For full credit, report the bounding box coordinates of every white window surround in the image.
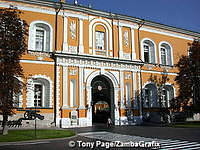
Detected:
[159,41,174,66]
[26,75,53,108]
[141,38,157,64]
[28,20,53,52]
[89,18,113,56]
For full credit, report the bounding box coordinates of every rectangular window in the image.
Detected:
[161,47,167,65]
[161,89,168,107]
[35,29,45,51]
[144,89,150,107]
[34,84,43,107]
[144,44,149,63]
[95,31,105,50]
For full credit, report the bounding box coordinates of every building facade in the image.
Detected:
[1,0,200,128]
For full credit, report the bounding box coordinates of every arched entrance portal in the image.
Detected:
[91,75,114,124]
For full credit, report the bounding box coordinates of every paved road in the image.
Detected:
[0,124,200,150]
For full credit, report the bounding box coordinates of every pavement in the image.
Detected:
[0,123,200,150]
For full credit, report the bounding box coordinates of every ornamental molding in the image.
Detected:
[57,57,140,71]
[28,51,51,57]
[70,21,76,40]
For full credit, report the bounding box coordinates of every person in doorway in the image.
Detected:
[107,117,112,128]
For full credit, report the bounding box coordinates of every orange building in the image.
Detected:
[1,0,199,128]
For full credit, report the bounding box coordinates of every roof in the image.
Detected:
[7,0,200,38]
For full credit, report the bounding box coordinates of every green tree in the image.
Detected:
[148,72,171,123]
[174,40,200,112]
[0,8,28,135]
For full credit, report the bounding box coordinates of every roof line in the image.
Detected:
[7,0,200,38]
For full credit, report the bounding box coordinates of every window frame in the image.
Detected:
[159,42,173,66]
[141,38,157,64]
[28,21,53,52]
[35,26,47,52]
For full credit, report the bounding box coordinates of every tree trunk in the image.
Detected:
[2,115,8,135]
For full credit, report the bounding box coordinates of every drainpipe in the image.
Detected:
[137,20,145,121]
[53,1,63,126]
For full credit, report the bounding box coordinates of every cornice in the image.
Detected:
[55,53,142,71]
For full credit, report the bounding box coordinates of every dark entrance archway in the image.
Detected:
[91,75,114,124]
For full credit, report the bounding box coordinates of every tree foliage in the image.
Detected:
[174,40,200,111]
[0,8,28,134]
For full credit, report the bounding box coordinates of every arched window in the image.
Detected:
[142,39,156,64]
[161,85,174,108]
[27,76,52,108]
[89,19,113,57]
[95,25,107,55]
[144,84,158,108]
[159,42,173,66]
[29,21,52,52]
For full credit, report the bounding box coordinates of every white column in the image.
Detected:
[114,87,120,125]
[131,28,136,60]
[63,16,68,53]
[86,86,92,126]
[120,70,125,108]
[79,67,85,108]
[62,66,68,108]
[119,25,123,59]
[79,19,84,54]
[137,71,143,118]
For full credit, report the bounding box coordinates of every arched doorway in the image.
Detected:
[91,75,114,124]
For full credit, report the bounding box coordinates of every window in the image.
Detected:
[160,43,173,66]
[95,31,105,50]
[161,85,174,108]
[29,21,52,52]
[161,47,167,65]
[30,78,50,108]
[142,40,156,64]
[34,84,43,107]
[144,84,158,108]
[35,28,45,51]
[144,44,150,62]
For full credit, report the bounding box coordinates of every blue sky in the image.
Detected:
[64,0,200,32]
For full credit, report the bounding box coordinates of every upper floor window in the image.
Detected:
[142,39,156,64]
[29,21,52,52]
[95,31,105,50]
[89,19,113,57]
[159,42,173,66]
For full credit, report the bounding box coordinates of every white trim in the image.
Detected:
[79,19,84,54]
[131,28,136,60]
[20,60,54,65]
[141,38,157,63]
[113,21,137,29]
[28,20,53,52]
[141,70,177,76]
[159,41,174,66]
[141,27,194,41]
[119,25,123,58]
[63,16,68,52]
[85,70,120,125]
[62,66,68,107]
[64,12,88,20]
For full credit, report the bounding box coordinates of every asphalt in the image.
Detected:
[0,124,200,150]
